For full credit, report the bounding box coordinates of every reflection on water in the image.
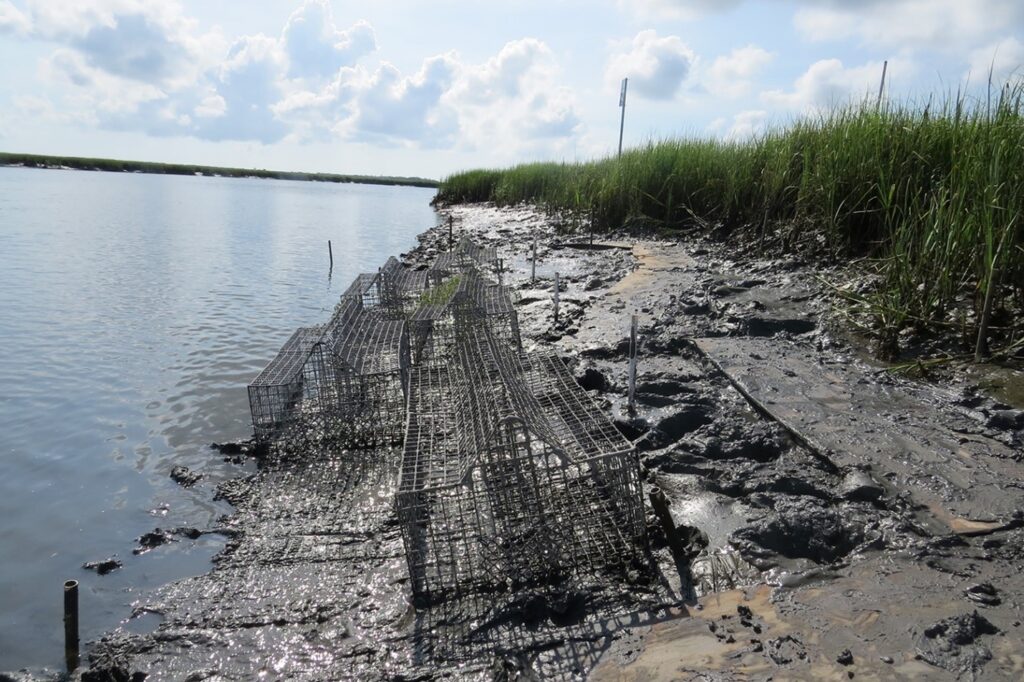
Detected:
[0,167,436,671]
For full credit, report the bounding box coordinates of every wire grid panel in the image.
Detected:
[397,323,644,604]
[457,236,498,269]
[248,327,323,440]
[428,237,499,280]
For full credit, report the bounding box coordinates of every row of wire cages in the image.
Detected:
[247,235,645,610]
[397,313,645,606]
[246,239,514,449]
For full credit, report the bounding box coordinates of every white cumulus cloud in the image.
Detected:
[794,0,1024,54]
[606,30,696,100]
[0,0,30,34]
[618,0,743,21]
[968,37,1024,84]
[340,55,460,147]
[9,0,583,156]
[281,0,375,80]
[761,57,912,112]
[707,45,775,98]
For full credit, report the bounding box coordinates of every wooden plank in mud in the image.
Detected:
[694,337,1024,534]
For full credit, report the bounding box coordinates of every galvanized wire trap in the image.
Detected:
[429,236,499,280]
[248,278,412,446]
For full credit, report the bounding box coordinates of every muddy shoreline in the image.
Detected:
[62,203,1024,680]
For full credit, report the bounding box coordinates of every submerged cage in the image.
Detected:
[247,327,323,441]
[396,318,644,604]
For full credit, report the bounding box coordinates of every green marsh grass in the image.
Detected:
[418,276,461,306]
[437,85,1024,358]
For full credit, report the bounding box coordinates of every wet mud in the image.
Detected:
[78,203,1024,681]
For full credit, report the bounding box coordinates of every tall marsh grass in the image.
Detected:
[437,85,1024,358]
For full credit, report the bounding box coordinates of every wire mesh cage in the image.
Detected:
[409,270,521,368]
[340,272,382,309]
[428,237,499,281]
[397,317,644,605]
[249,280,410,447]
[247,327,324,441]
[379,257,431,318]
[299,308,410,447]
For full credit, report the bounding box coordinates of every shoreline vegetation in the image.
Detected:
[436,84,1024,363]
[0,151,438,189]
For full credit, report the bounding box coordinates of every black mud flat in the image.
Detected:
[694,336,1024,534]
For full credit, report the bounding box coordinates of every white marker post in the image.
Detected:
[553,272,560,325]
[531,234,537,284]
[628,313,638,412]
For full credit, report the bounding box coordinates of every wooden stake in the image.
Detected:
[877,60,888,106]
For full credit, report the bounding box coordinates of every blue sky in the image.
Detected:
[1,0,1022,179]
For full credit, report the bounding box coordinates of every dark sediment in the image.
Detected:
[79,203,1024,681]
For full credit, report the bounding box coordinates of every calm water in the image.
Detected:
[0,167,436,671]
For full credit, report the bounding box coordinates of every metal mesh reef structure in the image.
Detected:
[340,258,430,319]
[248,238,645,608]
[299,297,410,446]
[397,315,644,604]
